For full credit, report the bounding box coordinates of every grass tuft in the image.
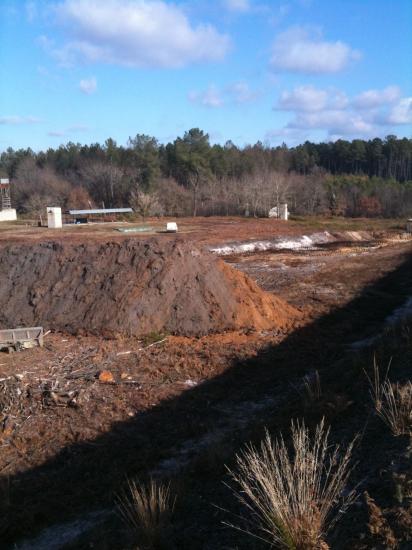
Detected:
[367,360,412,436]
[303,370,322,403]
[117,478,175,550]
[226,419,357,549]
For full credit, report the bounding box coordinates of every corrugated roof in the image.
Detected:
[68,208,133,215]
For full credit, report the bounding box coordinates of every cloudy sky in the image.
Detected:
[0,0,411,150]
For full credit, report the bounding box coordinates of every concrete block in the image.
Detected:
[0,209,17,222]
[166,222,178,232]
[47,207,62,229]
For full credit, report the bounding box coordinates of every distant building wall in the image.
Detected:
[268,203,288,220]
[0,208,17,222]
[47,207,63,229]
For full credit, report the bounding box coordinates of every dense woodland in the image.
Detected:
[1,130,412,218]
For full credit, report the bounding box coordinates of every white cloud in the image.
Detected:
[386,97,412,125]
[270,26,360,74]
[353,86,400,109]
[276,85,348,112]
[288,110,374,135]
[228,81,260,104]
[51,0,230,68]
[0,115,41,125]
[188,85,224,108]
[224,0,271,17]
[273,84,412,139]
[48,130,66,137]
[25,1,37,21]
[37,34,54,50]
[48,124,90,137]
[189,81,260,108]
[224,0,251,12]
[268,3,290,25]
[79,77,97,95]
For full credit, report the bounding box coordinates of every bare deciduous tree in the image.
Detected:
[13,157,72,217]
[130,189,163,220]
[80,161,124,208]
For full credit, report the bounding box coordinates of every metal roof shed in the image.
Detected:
[66,208,133,224]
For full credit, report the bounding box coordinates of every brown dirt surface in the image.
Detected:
[0,237,298,337]
[1,218,411,549]
[0,217,301,245]
[0,215,402,247]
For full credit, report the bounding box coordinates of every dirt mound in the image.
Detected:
[0,238,298,337]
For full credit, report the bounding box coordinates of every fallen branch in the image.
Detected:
[139,338,168,351]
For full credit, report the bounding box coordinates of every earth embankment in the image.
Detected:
[0,238,298,336]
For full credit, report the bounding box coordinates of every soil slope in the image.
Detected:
[0,238,297,336]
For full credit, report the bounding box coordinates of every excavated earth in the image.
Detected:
[0,237,298,337]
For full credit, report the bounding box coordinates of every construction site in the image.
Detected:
[0,213,411,549]
[2,0,411,544]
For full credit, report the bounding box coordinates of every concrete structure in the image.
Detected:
[166,222,178,232]
[0,178,17,221]
[268,203,288,220]
[47,207,63,229]
[0,209,17,222]
[0,178,11,209]
[407,219,412,233]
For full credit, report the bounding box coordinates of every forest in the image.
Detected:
[1,130,412,219]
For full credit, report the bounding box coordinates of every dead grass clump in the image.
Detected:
[367,361,412,436]
[117,478,175,550]
[364,491,397,549]
[227,419,357,549]
[303,370,322,403]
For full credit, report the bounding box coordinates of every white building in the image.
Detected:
[47,207,63,229]
[268,203,288,220]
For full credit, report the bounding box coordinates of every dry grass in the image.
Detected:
[303,370,322,403]
[117,478,175,549]
[367,360,412,436]
[227,419,357,549]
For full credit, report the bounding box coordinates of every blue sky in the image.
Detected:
[0,0,411,151]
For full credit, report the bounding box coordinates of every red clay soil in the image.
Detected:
[0,237,298,337]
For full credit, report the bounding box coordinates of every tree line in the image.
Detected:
[1,130,411,219]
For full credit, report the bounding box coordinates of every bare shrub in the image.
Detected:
[117,478,175,549]
[227,420,357,549]
[13,157,72,216]
[80,161,125,208]
[130,190,163,220]
[156,178,191,216]
[367,361,412,436]
[66,185,93,209]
